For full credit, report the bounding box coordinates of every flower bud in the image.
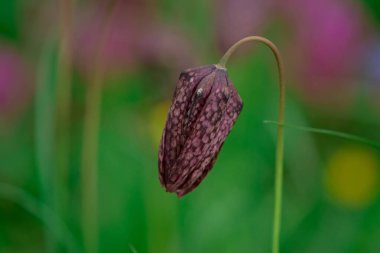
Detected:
[158,64,243,197]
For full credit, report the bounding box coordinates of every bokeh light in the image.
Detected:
[324,146,379,209]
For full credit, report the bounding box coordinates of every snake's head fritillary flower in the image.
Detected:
[158,65,243,197]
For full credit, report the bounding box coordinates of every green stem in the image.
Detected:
[219,36,285,253]
[81,2,119,253]
[36,39,58,253]
[56,0,75,229]
[80,35,103,253]
[264,121,380,150]
[81,76,102,253]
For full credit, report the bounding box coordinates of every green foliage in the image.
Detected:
[1,1,380,253]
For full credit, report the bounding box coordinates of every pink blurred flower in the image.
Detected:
[280,0,368,108]
[0,43,32,120]
[74,1,142,74]
[214,0,368,109]
[74,0,196,76]
[136,24,196,70]
[215,0,274,51]
[362,37,380,85]
[361,37,380,110]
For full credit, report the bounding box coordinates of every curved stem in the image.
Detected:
[219,36,285,253]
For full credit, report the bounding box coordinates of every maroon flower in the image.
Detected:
[158,65,243,197]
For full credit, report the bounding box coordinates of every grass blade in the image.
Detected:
[35,39,59,253]
[0,183,81,252]
[264,120,380,149]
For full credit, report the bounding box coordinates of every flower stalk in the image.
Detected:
[158,35,286,252]
[219,36,286,253]
[56,0,75,228]
[81,2,119,253]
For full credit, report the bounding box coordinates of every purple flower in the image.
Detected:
[214,0,368,109]
[74,1,141,74]
[279,0,367,108]
[74,1,196,75]
[158,65,243,197]
[295,0,363,78]
[362,37,380,86]
[216,0,274,51]
[0,44,31,119]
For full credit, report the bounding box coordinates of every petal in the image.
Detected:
[182,71,216,140]
[176,81,243,197]
[165,70,243,195]
[158,65,215,185]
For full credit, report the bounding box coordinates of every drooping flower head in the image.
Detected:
[158,65,243,197]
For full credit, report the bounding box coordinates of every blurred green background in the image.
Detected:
[1,0,380,252]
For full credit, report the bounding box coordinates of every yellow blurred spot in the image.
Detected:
[325,146,380,209]
[149,100,171,147]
